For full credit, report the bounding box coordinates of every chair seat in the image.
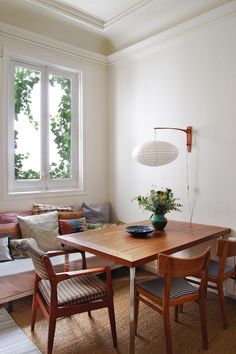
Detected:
[207,260,234,277]
[138,277,198,300]
[39,274,108,306]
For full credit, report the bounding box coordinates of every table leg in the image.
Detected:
[129,267,136,354]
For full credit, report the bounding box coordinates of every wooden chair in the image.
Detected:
[27,239,117,354]
[135,247,211,354]
[203,238,236,329]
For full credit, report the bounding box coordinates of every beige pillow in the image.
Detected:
[17,211,61,251]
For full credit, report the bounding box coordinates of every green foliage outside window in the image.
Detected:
[14,68,40,179]
[49,76,71,179]
[14,67,72,180]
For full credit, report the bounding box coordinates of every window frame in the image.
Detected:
[8,58,84,195]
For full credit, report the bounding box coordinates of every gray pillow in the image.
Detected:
[82,202,110,223]
[0,236,14,262]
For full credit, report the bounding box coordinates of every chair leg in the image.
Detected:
[88,310,92,317]
[163,308,172,354]
[134,293,139,335]
[47,314,57,354]
[217,281,228,329]
[7,301,13,313]
[31,294,38,331]
[174,305,179,322]
[199,298,208,350]
[179,304,184,313]
[108,300,117,348]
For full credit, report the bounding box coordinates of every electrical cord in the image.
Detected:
[186,147,193,223]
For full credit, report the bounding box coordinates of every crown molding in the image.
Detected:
[107,0,236,66]
[26,0,152,30]
[0,22,107,66]
[26,0,105,30]
[104,0,152,28]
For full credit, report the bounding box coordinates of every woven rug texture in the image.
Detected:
[11,268,236,354]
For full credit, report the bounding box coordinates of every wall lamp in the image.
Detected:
[132,126,192,167]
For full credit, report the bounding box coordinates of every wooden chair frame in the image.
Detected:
[186,238,236,329]
[135,247,210,354]
[30,249,117,354]
[207,238,236,328]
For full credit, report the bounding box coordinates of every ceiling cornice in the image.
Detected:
[104,0,152,28]
[25,0,153,31]
[26,0,105,30]
[107,0,236,65]
[0,21,107,65]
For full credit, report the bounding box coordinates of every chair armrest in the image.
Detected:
[46,250,68,257]
[46,249,85,257]
[55,266,109,282]
[47,248,87,272]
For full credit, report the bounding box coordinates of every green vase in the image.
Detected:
[150,214,167,231]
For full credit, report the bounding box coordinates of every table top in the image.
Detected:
[57,220,231,268]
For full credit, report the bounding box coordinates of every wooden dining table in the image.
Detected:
[57,219,231,354]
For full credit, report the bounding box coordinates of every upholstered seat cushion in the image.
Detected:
[39,274,108,306]
[138,277,198,300]
[207,260,234,277]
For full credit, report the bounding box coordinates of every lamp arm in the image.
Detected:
[153,126,192,152]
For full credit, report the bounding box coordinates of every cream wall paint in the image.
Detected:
[0,35,108,211]
[108,15,236,232]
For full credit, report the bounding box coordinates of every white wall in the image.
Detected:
[0,30,109,212]
[108,11,236,278]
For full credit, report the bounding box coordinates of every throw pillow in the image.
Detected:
[0,223,21,240]
[0,211,32,224]
[82,202,110,223]
[0,237,14,262]
[10,239,30,259]
[17,211,61,251]
[32,203,74,215]
[58,211,83,220]
[59,218,87,235]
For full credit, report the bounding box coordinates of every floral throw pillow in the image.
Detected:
[10,239,30,259]
[59,218,87,235]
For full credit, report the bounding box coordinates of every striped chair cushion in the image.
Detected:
[207,260,234,277]
[39,274,108,306]
[138,277,198,300]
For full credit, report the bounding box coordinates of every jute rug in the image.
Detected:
[11,268,236,354]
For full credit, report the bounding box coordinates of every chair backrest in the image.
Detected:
[217,238,236,258]
[158,247,210,303]
[158,246,211,279]
[27,239,50,279]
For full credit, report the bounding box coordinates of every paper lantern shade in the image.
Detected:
[132,140,179,167]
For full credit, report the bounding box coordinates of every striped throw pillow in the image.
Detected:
[32,203,74,215]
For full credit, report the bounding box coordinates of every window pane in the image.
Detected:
[49,74,72,179]
[14,66,41,180]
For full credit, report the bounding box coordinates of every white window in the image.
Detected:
[8,59,83,194]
